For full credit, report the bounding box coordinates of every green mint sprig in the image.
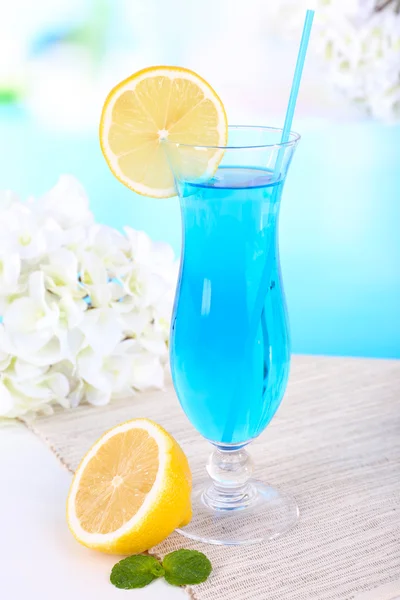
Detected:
[110,549,212,589]
[110,555,164,589]
[163,549,212,586]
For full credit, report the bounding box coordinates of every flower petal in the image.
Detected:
[66,328,86,359]
[28,271,47,306]
[139,330,168,356]
[85,283,112,308]
[122,308,151,337]
[3,297,45,333]
[57,295,86,329]
[9,330,55,356]
[80,251,108,286]
[77,347,112,391]
[17,336,64,366]
[0,380,14,415]
[124,228,152,264]
[79,308,122,355]
[10,377,52,400]
[85,384,111,406]
[42,248,82,296]
[104,354,133,393]
[0,353,11,371]
[130,353,165,391]
[44,372,70,400]
[38,175,93,230]
[0,253,21,293]
[68,379,84,408]
[14,359,48,382]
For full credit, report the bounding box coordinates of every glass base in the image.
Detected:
[177,479,299,546]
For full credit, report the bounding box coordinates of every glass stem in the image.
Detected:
[202,446,256,510]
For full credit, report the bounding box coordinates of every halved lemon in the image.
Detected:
[99,66,228,198]
[66,418,192,555]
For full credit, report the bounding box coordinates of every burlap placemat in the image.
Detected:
[24,356,400,600]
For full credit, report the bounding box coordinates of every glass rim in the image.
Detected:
[162,125,301,150]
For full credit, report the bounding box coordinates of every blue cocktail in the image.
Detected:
[171,166,290,445]
[166,126,300,545]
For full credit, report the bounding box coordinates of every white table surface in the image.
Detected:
[1,422,185,600]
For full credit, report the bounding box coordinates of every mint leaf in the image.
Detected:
[163,549,212,586]
[110,555,164,589]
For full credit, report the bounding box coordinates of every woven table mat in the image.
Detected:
[25,355,400,600]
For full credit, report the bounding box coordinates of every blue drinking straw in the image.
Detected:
[274,9,315,178]
[222,9,315,444]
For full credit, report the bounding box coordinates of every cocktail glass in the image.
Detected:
[165,125,300,545]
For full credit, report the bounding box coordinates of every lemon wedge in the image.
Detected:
[99,66,228,198]
[67,418,192,555]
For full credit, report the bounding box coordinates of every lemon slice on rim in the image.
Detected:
[99,66,228,198]
[66,418,192,555]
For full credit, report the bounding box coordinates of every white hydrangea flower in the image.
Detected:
[114,338,166,392]
[48,360,82,408]
[139,329,168,358]
[7,358,48,382]
[266,0,400,122]
[0,253,21,296]
[0,202,48,261]
[0,371,70,418]
[120,306,152,337]
[0,380,14,416]
[41,248,86,299]
[122,267,167,309]
[0,351,11,372]
[2,271,59,355]
[76,344,134,405]
[80,224,130,276]
[79,306,123,356]
[121,247,177,314]
[130,353,165,391]
[125,227,176,277]
[37,175,93,230]
[0,177,177,418]
[79,249,124,308]
[68,380,111,407]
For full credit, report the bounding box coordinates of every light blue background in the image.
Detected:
[1,107,399,359]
